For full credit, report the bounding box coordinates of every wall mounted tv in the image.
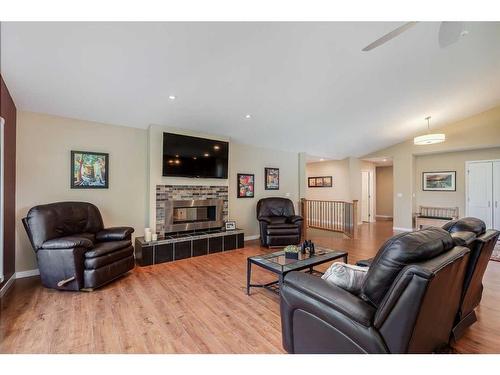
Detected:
[162,132,229,178]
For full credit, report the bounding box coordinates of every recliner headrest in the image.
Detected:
[360,227,454,308]
[256,197,295,218]
[442,217,486,236]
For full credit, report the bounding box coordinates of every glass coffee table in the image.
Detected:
[246,247,348,295]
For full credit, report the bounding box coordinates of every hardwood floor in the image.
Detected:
[1,221,499,353]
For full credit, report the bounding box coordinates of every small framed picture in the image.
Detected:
[71,150,109,189]
[225,221,236,231]
[237,173,255,198]
[308,176,332,188]
[422,171,456,191]
[265,167,279,190]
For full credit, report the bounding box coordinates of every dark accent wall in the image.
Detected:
[1,74,16,288]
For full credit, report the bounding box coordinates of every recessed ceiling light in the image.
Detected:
[319,158,325,161]
[245,114,252,119]
[204,153,210,157]
[193,156,197,160]
[213,145,220,150]
[174,159,180,165]
[168,95,176,100]
[175,154,179,157]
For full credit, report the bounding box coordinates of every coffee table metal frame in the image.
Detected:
[246,248,348,295]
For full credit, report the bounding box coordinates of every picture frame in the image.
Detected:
[308,176,333,188]
[225,221,236,231]
[422,171,456,191]
[71,150,109,189]
[237,173,255,198]
[265,167,279,190]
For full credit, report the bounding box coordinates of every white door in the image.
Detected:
[467,162,493,228]
[361,171,371,222]
[494,161,500,231]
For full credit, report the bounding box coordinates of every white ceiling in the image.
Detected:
[2,22,500,159]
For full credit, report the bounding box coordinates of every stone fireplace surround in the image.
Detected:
[156,185,229,234]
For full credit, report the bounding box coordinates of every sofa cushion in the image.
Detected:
[267,223,300,235]
[360,227,454,307]
[443,217,486,236]
[41,235,94,250]
[84,240,132,258]
[84,245,134,269]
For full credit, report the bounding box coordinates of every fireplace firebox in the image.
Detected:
[164,199,224,233]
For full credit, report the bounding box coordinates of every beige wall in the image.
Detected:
[305,159,350,201]
[364,105,500,229]
[376,166,393,217]
[16,112,148,272]
[148,124,299,240]
[415,148,500,217]
[228,143,299,238]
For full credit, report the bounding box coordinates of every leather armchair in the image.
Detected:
[22,201,135,291]
[442,218,500,339]
[256,197,303,247]
[280,227,471,353]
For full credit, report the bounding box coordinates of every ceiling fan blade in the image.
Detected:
[362,22,418,51]
[439,21,466,48]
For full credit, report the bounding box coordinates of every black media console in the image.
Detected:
[135,228,245,266]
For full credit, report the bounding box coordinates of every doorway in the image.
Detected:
[361,170,374,223]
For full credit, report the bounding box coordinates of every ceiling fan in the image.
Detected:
[362,22,468,51]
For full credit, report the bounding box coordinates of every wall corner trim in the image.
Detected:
[15,269,40,279]
[393,226,413,232]
[244,234,260,241]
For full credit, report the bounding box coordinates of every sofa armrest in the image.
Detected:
[96,227,134,242]
[41,236,94,250]
[283,271,375,326]
[287,215,303,224]
[257,216,272,224]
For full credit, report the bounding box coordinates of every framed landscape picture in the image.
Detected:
[308,176,333,188]
[71,150,109,189]
[265,167,279,190]
[237,173,254,198]
[422,171,456,191]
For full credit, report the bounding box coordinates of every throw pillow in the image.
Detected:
[322,262,368,294]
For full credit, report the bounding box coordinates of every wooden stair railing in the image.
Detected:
[300,198,358,238]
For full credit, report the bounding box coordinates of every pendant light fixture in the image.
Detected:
[413,116,445,145]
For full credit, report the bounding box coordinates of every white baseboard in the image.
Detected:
[244,234,260,241]
[0,273,16,298]
[15,269,40,279]
[393,227,413,232]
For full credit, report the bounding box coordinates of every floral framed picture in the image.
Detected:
[422,171,456,191]
[237,173,255,198]
[71,150,109,189]
[265,167,279,190]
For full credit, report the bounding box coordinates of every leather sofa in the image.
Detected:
[280,227,470,353]
[441,218,500,340]
[22,201,135,291]
[256,197,303,247]
[356,217,500,340]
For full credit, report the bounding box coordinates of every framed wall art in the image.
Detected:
[237,173,255,198]
[265,167,279,190]
[422,171,456,191]
[308,176,332,188]
[71,150,109,189]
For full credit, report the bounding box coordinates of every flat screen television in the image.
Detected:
[162,132,229,178]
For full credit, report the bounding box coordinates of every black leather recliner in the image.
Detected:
[22,201,135,291]
[441,218,500,340]
[280,227,470,353]
[356,217,500,340]
[256,197,303,247]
